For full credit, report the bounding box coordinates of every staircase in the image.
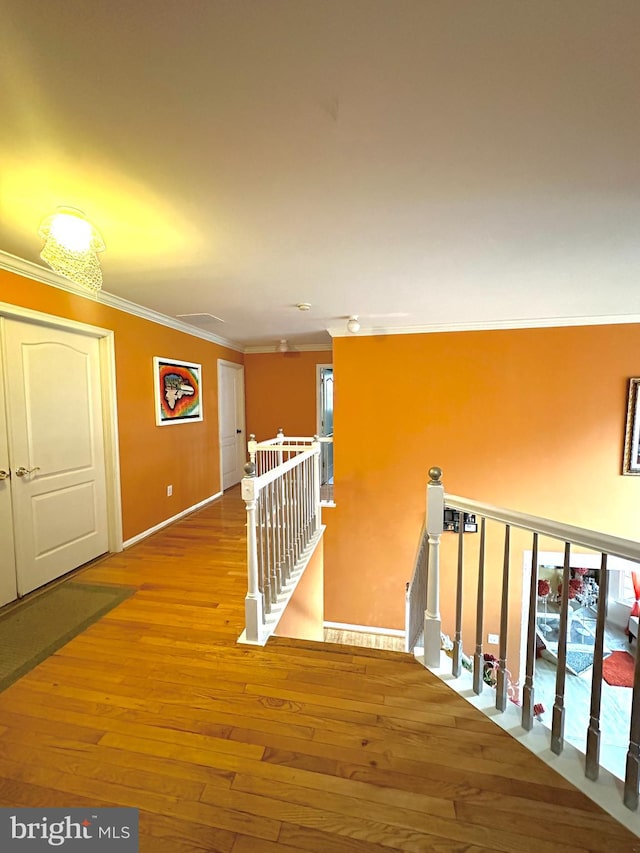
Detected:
[406,465,640,836]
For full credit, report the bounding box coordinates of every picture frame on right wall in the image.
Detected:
[622,377,640,475]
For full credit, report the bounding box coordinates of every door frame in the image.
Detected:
[316,363,334,438]
[316,363,334,486]
[0,301,123,555]
[217,359,246,492]
[0,339,17,605]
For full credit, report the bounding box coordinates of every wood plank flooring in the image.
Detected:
[0,488,638,852]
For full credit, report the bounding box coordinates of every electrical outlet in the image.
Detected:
[488,633,499,645]
[167,485,173,496]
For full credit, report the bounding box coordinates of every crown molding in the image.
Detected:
[10,250,635,350]
[244,343,333,354]
[327,314,640,338]
[101,290,243,352]
[0,250,244,353]
[0,250,82,294]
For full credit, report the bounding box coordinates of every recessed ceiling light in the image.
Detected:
[296,303,312,311]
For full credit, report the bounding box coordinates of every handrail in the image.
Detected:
[445,494,640,566]
[241,433,322,645]
[253,435,311,446]
[250,433,333,447]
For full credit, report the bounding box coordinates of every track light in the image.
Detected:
[346,316,360,334]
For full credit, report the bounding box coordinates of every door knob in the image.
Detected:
[15,466,40,477]
[0,470,9,480]
[236,429,242,434]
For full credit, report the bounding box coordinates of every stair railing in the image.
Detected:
[241,432,322,645]
[407,465,640,811]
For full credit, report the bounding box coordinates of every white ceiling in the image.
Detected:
[1,1,639,348]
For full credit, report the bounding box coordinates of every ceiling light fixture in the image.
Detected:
[346,315,360,334]
[297,302,312,311]
[39,207,105,293]
[277,339,289,352]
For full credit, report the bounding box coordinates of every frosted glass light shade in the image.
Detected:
[39,208,105,292]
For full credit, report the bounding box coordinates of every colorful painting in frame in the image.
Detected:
[154,357,203,425]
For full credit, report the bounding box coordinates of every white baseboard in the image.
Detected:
[123,491,223,548]
[324,621,405,638]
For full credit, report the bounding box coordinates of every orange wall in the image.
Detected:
[0,268,243,541]
[325,326,640,675]
[244,351,331,440]
[274,535,324,642]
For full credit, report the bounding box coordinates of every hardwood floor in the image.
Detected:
[0,487,638,851]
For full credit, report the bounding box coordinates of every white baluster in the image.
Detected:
[452,519,464,677]
[473,518,487,695]
[586,554,608,780]
[551,543,572,752]
[277,438,286,579]
[285,467,293,576]
[313,436,321,533]
[521,531,539,728]
[496,525,511,712]
[297,456,303,542]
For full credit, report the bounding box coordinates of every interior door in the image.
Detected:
[0,359,17,607]
[218,360,246,490]
[3,318,109,596]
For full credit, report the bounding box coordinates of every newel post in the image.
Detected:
[424,466,444,667]
[242,462,263,643]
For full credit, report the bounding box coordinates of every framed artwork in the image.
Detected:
[622,377,640,475]
[154,357,203,426]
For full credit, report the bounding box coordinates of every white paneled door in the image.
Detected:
[2,318,109,598]
[218,360,246,490]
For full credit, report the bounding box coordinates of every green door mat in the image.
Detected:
[0,582,135,692]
